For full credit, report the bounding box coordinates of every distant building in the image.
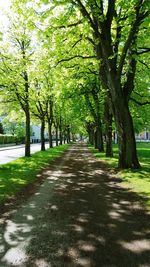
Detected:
[113,129,150,144]
[135,129,150,142]
[31,125,49,143]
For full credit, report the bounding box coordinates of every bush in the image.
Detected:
[0,134,17,145]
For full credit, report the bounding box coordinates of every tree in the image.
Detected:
[2,113,25,143]
[49,0,149,168]
[0,122,4,134]
[0,3,37,156]
[1,0,149,167]
[31,82,48,151]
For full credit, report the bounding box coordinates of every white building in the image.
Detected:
[31,125,49,143]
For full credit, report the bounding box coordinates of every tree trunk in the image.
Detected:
[59,125,62,145]
[94,130,98,149]
[96,119,104,152]
[25,109,30,157]
[41,119,45,151]
[105,118,113,157]
[89,128,94,145]
[86,123,94,145]
[48,121,53,148]
[91,91,104,152]
[63,133,66,144]
[100,58,140,168]
[72,134,76,142]
[55,126,58,146]
[113,98,140,169]
[104,97,113,157]
[66,125,70,143]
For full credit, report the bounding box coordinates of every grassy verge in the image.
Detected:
[0,144,69,203]
[89,142,150,210]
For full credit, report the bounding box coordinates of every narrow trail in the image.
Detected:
[0,144,150,267]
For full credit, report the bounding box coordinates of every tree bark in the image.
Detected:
[91,90,104,152]
[25,109,30,157]
[113,97,140,169]
[86,122,94,145]
[55,126,58,146]
[98,42,139,167]
[104,97,113,157]
[59,125,62,145]
[94,130,98,149]
[66,125,71,143]
[59,116,63,145]
[89,129,94,145]
[41,119,45,151]
[63,133,66,144]
[48,121,53,148]
[46,98,53,148]
[85,93,104,150]
[95,118,104,152]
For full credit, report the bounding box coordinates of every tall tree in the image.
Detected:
[49,0,149,168]
[0,122,4,134]
[0,2,37,156]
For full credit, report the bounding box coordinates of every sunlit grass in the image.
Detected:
[89,142,150,210]
[0,144,69,203]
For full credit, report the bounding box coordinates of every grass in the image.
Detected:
[0,144,69,203]
[89,142,150,210]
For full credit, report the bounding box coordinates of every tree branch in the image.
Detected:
[123,46,137,101]
[86,36,95,46]
[87,68,98,75]
[106,0,116,27]
[72,38,83,48]
[32,110,41,119]
[93,0,101,11]
[56,20,83,29]
[130,97,150,106]
[136,47,150,55]
[56,55,96,66]
[117,22,139,78]
[138,60,150,69]
[75,0,97,31]
[117,2,149,78]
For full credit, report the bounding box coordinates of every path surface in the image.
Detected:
[0,142,56,165]
[0,144,150,267]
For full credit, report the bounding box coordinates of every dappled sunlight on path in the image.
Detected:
[0,144,150,267]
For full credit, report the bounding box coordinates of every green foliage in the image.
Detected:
[0,134,17,145]
[89,142,150,210]
[120,143,150,210]
[0,0,149,160]
[4,120,25,136]
[0,144,69,203]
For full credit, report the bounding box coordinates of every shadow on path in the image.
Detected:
[0,144,150,267]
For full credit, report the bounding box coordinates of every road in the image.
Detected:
[0,143,150,267]
[0,143,55,165]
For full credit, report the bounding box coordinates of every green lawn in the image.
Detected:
[0,144,69,203]
[89,142,150,211]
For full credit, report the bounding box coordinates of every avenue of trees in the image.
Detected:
[0,0,150,168]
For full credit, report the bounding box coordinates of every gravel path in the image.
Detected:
[0,144,150,267]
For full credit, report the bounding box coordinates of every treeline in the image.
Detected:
[0,0,149,168]
[0,134,17,145]
[49,0,150,169]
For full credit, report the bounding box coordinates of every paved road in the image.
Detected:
[0,143,56,165]
[0,144,150,267]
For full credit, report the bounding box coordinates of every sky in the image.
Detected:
[0,0,11,32]
[0,0,10,10]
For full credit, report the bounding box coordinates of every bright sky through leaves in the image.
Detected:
[0,0,10,32]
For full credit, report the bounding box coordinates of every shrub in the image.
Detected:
[0,134,17,145]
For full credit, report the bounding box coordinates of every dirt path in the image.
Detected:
[0,144,150,267]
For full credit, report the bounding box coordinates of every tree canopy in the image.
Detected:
[0,0,149,168]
